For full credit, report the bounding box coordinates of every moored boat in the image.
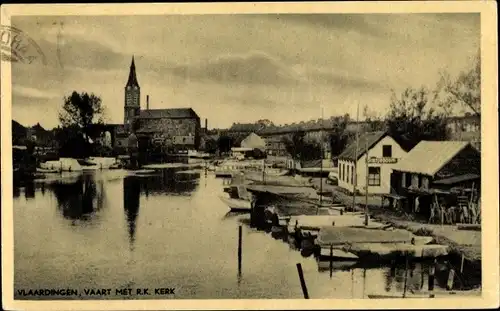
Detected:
[36,167,60,174]
[218,195,251,212]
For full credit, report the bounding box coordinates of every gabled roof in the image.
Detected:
[240,132,266,150]
[393,140,472,176]
[137,108,199,119]
[338,131,387,161]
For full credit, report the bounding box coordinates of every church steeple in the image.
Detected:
[124,56,141,127]
[126,56,139,88]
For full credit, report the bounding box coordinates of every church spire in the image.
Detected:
[126,56,139,88]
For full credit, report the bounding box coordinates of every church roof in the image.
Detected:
[126,56,139,88]
[136,108,199,119]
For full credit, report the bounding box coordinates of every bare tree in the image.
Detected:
[436,52,480,116]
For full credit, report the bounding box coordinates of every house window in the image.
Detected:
[350,165,354,185]
[422,176,429,189]
[368,167,381,186]
[382,145,392,158]
[411,174,419,187]
[339,163,343,181]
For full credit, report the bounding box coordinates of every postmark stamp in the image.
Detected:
[1,25,47,65]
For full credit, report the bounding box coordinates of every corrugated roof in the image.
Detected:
[394,140,470,176]
[137,108,199,119]
[338,131,387,161]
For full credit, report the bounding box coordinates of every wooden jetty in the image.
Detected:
[315,227,448,261]
[316,227,414,246]
[215,171,235,178]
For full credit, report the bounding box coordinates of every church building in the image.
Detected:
[114,57,203,153]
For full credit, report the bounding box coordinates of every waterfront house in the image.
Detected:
[337,131,407,195]
[391,141,480,214]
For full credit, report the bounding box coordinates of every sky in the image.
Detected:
[11,13,480,129]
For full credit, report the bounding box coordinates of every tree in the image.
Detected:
[327,116,350,158]
[217,135,234,153]
[203,137,218,154]
[59,91,105,140]
[57,91,105,158]
[386,87,449,151]
[436,52,480,116]
[282,131,322,162]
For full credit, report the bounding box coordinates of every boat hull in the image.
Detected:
[219,196,251,212]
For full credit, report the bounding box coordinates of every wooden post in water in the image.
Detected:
[329,244,333,278]
[238,225,242,275]
[428,259,436,297]
[402,252,409,298]
[296,263,309,299]
[447,268,455,291]
[460,254,465,274]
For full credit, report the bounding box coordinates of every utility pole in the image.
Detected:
[364,132,369,226]
[352,100,360,212]
[319,107,324,208]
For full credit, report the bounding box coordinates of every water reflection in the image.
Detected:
[123,176,140,251]
[24,182,35,199]
[136,169,199,195]
[50,174,104,222]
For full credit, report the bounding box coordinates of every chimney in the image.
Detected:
[205,118,208,130]
[146,95,149,110]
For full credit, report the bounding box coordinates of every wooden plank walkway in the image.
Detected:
[316,227,413,246]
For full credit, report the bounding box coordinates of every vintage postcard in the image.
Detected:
[1,2,498,310]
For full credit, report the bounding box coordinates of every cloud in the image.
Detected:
[13,85,59,100]
[167,50,304,85]
[267,14,387,37]
[294,65,389,91]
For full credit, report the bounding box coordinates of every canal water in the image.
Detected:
[14,168,459,299]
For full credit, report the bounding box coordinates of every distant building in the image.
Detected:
[265,136,288,156]
[113,57,203,152]
[240,133,266,150]
[337,131,407,195]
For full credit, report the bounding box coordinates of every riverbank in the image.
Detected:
[268,175,481,264]
[307,178,481,263]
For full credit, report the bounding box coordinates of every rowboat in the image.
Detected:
[132,169,157,176]
[36,167,60,174]
[218,195,251,212]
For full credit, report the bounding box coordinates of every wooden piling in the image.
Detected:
[428,259,436,297]
[329,244,333,278]
[447,269,455,291]
[238,225,242,274]
[402,252,409,298]
[460,254,465,273]
[296,263,309,299]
